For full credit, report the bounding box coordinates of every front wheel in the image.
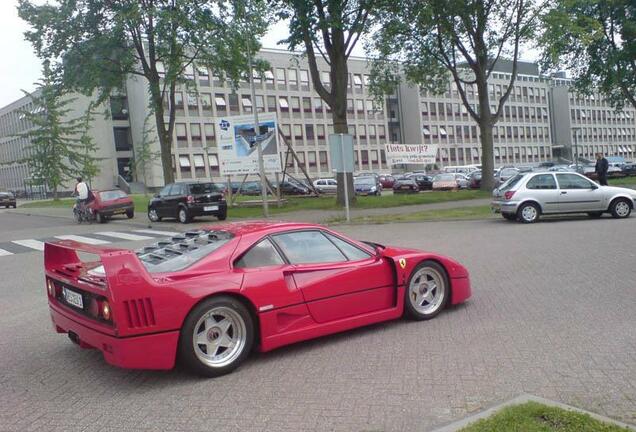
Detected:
[148,208,161,222]
[610,198,632,219]
[126,210,134,219]
[179,296,254,377]
[404,260,449,321]
[517,202,540,223]
[217,211,227,221]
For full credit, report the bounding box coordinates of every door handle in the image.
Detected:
[560,191,567,194]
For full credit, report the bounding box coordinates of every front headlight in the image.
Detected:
[370,186,376,192]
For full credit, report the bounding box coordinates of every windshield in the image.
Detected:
[355,178,375,185]
[434,174,455,181]
[190,183,221,195]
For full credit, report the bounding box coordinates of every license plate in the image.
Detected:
[63,287,83,309]
[113,209,125,214]
[401,186,410,189]
[204,205,218,211]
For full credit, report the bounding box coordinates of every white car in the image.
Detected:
[312,178,338,194]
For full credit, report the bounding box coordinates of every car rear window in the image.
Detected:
[189,183,221,195]
[136,230,234,273]
[99,190,128,201]
[499,174,524,191]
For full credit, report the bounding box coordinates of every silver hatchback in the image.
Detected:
[491,172,636,223]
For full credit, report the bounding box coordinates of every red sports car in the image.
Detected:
[44,222,471,377]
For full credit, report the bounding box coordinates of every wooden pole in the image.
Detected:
[277,126,320,195]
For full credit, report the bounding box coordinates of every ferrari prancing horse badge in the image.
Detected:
[399,258,406,269]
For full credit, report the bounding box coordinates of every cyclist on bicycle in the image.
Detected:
[73,177,94,220]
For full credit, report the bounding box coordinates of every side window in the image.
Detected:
[557,174,594,190]
[317,180,325,185]
[272,231,346,264]
[324,232,372,261]
[328,180,337,186]
[526,174,556,190]
[159,185,173,197]
[235,239,285,268]
[172,184,186,195]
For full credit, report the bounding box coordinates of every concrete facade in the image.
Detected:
[1,51,635,193]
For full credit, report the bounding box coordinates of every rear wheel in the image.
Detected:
[126,210,134,219]
[404,260,449,321]
[217,211,227,221]
[148,208,161,222]
[179,296,254,377]
[610,198,632,219]
[517,202,540,223]
[95,212,105,224]
[178,207,190,224]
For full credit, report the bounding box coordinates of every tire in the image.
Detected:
[217,211,227,221]
[587,212,603,218]
[502,213,516,221]
[609,198,632,219]
[179,296,254,377]
[95,212,105,224]
[178,207,190,224]
[148,208,161,222]
[517,202,540,223]
[126,210,134,219]
[404,260,450,321]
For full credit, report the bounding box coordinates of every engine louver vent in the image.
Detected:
[123,298,156,328]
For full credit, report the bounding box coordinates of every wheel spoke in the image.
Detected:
[196,331,208,345]
[207,342,219,358]
[218,333,234,348]
[217,318,232,333]
[204,316,217,330]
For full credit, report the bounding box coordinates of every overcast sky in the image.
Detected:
[0,0,537,109]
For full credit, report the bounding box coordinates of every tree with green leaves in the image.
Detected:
[16,65,101,199]
[131,114,162,195]
[18,0,269,186]
[540,0,636,110]
[76,104,102,187]
[276,0,376,205]
[370,0,539,190]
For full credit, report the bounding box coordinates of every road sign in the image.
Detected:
[329,134,355,173]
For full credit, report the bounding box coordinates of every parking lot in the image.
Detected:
[1,213,635,432]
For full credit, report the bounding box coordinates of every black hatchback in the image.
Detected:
[148,182,227,224]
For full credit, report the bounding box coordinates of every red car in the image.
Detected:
[88,189,134,223]
[44,222,471,377]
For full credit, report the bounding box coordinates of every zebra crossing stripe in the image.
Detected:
[134,229,180,237]
[55,235,110,245]
[96,231,154,241]
[11,239,45,251]
[0,248,14,256]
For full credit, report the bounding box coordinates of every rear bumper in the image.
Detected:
[450,277,472,305]
[50,304,179,370]
[187,202,227,216]
[491,200,519,214]
[97,204,134,216]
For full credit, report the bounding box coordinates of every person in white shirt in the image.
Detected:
[74,177,89,201]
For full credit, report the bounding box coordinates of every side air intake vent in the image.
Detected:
[123,298,156,328]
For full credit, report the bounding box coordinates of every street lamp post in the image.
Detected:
[244,2,268,218]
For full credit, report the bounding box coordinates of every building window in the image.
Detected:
[276,68,286,85]
[190,123,202,147]
[242,95,252,113]
[353,74,363,90]
[281,124,291,140]
[279,97,289,112]
[113,127,132,151]
[264,70,274,85]
[303,97,312,113]
[208,154,220,176]
[267,96,277,112]
[176,123,188,147]
[313,97,323,112]
[378,125,386,140]
[317,124,326,139]
[179,155,192,178]
[308,151,317,167]
[204,123,215,146]
[300,70,309,87]
[291,97,301,113]
[255,95,264,113]
[187,93,198,113]
[356,99,364,114]
[305,124,315,140]
[201,93,212,115]
[174,92,184,111]
[215,94,227,111]
[293,124,303,140]
[321,71,330,86]
[288,69,298,86]
[110,96,128,120]
[228,94,239,113]
[193,154,206,177]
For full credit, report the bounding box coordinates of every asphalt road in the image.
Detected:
[0,212,635,432]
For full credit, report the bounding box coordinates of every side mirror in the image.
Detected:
[591,184,599,190]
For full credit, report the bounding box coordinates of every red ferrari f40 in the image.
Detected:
[45,222,471,377]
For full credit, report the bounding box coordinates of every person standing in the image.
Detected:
[595,153,609,186]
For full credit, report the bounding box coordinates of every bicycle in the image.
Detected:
[72,200,94,224]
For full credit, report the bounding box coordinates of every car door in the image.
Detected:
[327,179,338,193]
[556,173,604,212]
[524,174,560,213]
[154,184,173,217]
[271,230,395,324]
[165,183,187,216]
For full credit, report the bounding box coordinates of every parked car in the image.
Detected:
[312,178,338,194]
[275,180,311,195]
[238,181,262,196]
[379,174,396,189]
[148,182,227,224]
[392,177,419,193]
[88,189,134,223]
[43,221,471,376]
[454,173,470,189]
[354,176,381,195]
[491,171,636,223]
[495,167,520,185]
[0,191,16,208]
[621,163,636,176]
[467,171,482,189]
[432,173,460,191]
[406,174,433,190]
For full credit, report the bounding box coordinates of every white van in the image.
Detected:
[442,165,480,174]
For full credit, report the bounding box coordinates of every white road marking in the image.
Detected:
[54,235,110,245]
[96,231,154,241]
[134,229,180,237]
[11,239,45,251]
[0,248,14,256]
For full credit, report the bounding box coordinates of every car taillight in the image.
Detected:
[504,191,516,200]
[46,279,56,297]
[186,195,194,203]
[101,300,112,321]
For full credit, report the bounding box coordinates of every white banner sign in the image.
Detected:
[385,143,438,165]
[217,112,281,175]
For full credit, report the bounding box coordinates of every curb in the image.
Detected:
[430,394,636,432]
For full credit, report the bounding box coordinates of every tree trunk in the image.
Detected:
[332,110,356,206]
[149,81,175,186]
[331,53,355,207]
[478,121,495,191]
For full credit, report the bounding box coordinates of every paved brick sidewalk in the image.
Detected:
[1,216,635,431]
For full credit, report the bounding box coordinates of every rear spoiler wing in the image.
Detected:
[44,240,157,301]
